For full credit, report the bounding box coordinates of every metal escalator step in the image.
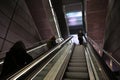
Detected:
[71,58,86,60]
[70,60,86,62]
[71,57,85,59]
[65,72,89,79]
[70,61,86,64]
[62,46,89,80]
[67,66,87,72]
[72,57,85,58]
[72,54,85,55]
[72,53,85,56]
[70,58,86,61]
[69,63,87,67]
[63,78,89,80]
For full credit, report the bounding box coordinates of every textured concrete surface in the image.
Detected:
[86,0,108,48]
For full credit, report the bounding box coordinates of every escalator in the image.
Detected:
[62,45,89,80]
[7,37,73,80]
[6,37,115,80]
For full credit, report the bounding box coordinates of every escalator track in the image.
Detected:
[62,45,89,80]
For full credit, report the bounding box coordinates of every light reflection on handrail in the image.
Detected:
[7,37,72,80]
[27,43,47,53]
[87,36,120,67]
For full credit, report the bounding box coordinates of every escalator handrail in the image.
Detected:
[86,36,120,67]
[7,37,72,80]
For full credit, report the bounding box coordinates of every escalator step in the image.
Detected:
[67,66,87,72]
[62,46,89,80]
[64,72,89,79]
[63,78,89,80]
[70,61,86,63]
[70,58,86,61]
[71,57,85,59]
[70,58,86,60]
[69,63,87,67]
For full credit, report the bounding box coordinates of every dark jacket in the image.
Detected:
[78,31,84,44]
[47,36,57,49]
[0,41,33,78]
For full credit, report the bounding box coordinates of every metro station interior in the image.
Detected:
[0,0,120,80]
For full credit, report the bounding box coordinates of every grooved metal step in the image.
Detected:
[63,45,89,80]
[63,78,88,80]
[69,63,87,67]
[67,66,87,72]
[65,72,89,79]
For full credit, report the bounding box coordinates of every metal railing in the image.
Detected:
[84,36,110,80]
[87,36,120,67]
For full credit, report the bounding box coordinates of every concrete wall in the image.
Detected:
[25,0,55,40]
[86,0,108,48]
[0,0,41,58]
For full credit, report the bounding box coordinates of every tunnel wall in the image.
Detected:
[86,0,108,48]
[0,0,41,58]
[103,0,120,71]
[25,0,55,40]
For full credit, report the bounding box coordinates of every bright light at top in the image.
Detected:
[65,11,83,26]
[66,11,82,18]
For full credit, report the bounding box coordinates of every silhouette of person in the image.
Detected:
[78,29,84,45]
[47,36,57,49]
[0,41,33,78]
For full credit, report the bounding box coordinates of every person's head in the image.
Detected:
[79,30,82,33]
[50,36,56,41]
[10,41,26,53]
[79,28,83,33]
